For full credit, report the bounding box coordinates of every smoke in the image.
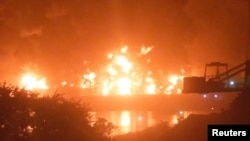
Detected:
[185,0,249,75]
[0,0,248,84]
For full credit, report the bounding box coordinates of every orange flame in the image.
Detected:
[79,45,185,96]
[20,73,48,91]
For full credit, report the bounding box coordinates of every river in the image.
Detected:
[89,92,239,135]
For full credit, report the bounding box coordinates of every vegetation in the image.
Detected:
[0,83,116,141]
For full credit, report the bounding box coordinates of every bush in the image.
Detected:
[0,83,116,141]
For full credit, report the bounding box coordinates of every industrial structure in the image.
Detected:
[182,60,250,93]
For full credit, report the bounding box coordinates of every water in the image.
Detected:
[89,92,239,135]
[93,110,199,135]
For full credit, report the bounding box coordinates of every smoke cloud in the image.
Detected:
[0,0,248,84]
[186,0,248,74]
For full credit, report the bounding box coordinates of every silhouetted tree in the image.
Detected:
[0,83,116,141]
[93,117,117,139]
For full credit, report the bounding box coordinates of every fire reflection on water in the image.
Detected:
[92,110,192,135]
[120,111,131,133]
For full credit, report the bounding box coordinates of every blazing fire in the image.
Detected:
[20,73,48,91]
[19,45,185,95]
[78,45,184,96]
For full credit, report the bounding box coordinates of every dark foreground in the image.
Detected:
[113,89,250,141]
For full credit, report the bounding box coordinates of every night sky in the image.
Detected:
[0,0,248,84]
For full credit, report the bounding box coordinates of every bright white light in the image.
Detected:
[121,111,131,126]
[61,81,67,86]
[229,81,234,86]
[179,110,184,115]
[202,94,207,98]
[214,94,218,98]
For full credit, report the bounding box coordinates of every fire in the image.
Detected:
[17,46,185,96]
[80,72,96,88]
[169,75,179,85]
[61,81,67,86]
[146,83,156,94]
[145,77,156,94]
[140,46,153,55]
[116,78,132,95]
[20,73,48,91]
[120,45,128,54]
[99,46,153,95]
[79,45,185,96]
[164,75,184,95]
[115,55,132,73]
